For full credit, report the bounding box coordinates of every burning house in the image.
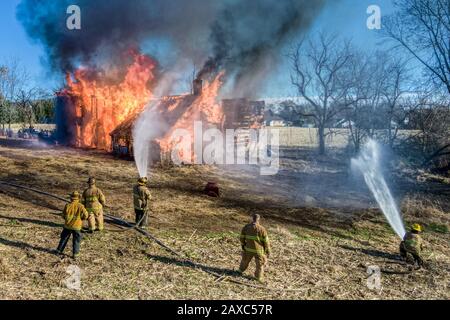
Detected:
[109,79,265,161]
[55,54,264,163]
[55,51,157,151]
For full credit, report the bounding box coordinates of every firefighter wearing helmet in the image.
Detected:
[400,223,424,268]
[133,177,152,227]
[82,177,106,232]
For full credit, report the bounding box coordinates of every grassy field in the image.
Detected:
[1,124,56,131]
[0,138,449,299]
[266,127,416,148]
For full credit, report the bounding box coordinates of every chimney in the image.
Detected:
[193,78,203,96]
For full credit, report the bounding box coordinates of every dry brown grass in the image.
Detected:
[0,140,448,300]
[3,124,56,131]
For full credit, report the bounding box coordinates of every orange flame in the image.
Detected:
[62,51,156,149]
[157,72,225,163]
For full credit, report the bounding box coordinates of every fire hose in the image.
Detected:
[0,180,303,291]
[0,181,181,257]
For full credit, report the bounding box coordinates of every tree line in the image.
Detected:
[286,0,449,171]
[0,58,54,131]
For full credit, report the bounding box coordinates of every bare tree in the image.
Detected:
[384,0,450,94]
[0,66,7,131]
[289,33,354,155]
[342,50,373,152]
[343,50,415,151]
[0,58,29,130]
[371,53,417,148]
[387,85,450,172]
[407,98,450,170]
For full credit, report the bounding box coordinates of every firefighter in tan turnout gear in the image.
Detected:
[133,177,152,227]
[400,223,424,268]
[56,191,89,259]
[239,214,271,283]
[82,177,106,232]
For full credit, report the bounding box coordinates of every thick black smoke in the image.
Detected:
[198,0,326,95]
[17,0,326,94]
[16,0,218,74]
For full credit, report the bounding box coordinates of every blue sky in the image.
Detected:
[0,0,397,97]
[0,0,51,87]
[266,0,397,97]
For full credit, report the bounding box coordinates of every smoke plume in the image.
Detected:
[198,0,326,96]
[17,0,218,74]
[17,0,326,94]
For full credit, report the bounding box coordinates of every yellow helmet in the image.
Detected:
[411,223,422,232]
[138,177,147,185]
[70,191,81,200]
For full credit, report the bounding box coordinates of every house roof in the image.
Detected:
[110,94,267,139]
[109,112,140,137]
[110,94,198,138]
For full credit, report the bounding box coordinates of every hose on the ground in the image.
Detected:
[0,180,303,291]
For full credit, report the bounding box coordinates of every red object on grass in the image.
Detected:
[204,182,220,197]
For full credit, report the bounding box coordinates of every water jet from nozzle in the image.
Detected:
[351,139,406,239]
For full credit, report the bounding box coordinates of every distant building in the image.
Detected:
[269,118,291,127]
[335,119,354,128]
[264,110,292,127]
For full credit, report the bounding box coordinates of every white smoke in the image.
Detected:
[132,107,166,178]
[351,139,406,239]
[132,70,187,178]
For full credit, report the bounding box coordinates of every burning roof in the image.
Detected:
[110,79,265,162]
[112,74,226,162]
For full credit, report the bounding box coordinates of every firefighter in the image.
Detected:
[239,214,271,283]
[400,223,424,268]
[56,191,89,259]
[82,177,106,232]
[133,177,151,227]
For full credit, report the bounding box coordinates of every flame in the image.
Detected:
[58,48,226,163]
[61,50,156,149]
[157,72,225,163]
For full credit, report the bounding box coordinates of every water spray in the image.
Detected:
[132,114,150,178]
[351,139,406,239]
[132,104,167,179]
